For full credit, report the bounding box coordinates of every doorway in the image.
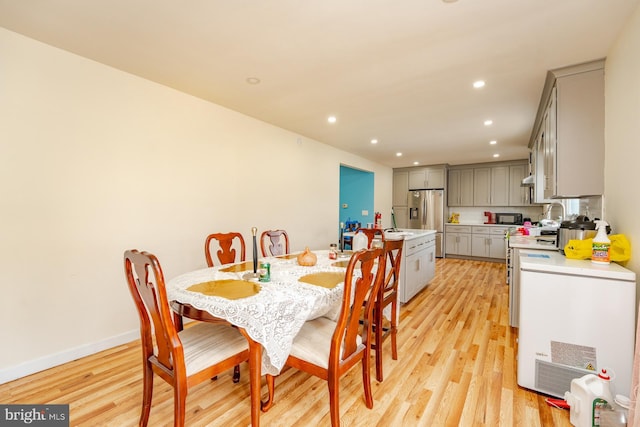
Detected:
[339,165,374,228]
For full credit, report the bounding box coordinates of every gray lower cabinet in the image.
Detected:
[445,225,472,256]
[470,226,508,259]
[446,225,508,259]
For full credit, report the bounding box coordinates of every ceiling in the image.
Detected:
[1,0,638,168]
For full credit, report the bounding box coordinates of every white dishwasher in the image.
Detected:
[516,250,636,398]
[399,233,436,303]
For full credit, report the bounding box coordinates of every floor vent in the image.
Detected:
[535,360,592,398]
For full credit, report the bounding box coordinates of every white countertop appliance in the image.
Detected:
[516,250,636,399]
[556,215,598,254]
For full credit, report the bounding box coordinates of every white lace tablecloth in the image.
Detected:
[167,250,354,375]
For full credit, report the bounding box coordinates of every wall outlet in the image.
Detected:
[362,210,368,216]
[342,203,348,208]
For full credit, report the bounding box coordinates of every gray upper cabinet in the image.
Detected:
[542,88,557,201]
[449,161,526,207]
[448,169,474,206]
[393,171,409,206]
[400,161,526,209]
[529,59,605,200]
[473,165,508,206]
[408,167,445,190]
[531,129,545,203]
[473,167,491,206]
[509,164,530,206]
[490,166,509,206]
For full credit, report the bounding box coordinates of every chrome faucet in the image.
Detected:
[545,201,566,221]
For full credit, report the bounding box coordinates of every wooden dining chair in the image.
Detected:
[359,228,385,248]
[372,238,403,382]
[263,247,385,426]
[124,249,250,427]
[204,232,246,267]
[203,232,246,383]
[260,229,290,257]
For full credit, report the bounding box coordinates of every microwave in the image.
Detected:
[496,213,523,225]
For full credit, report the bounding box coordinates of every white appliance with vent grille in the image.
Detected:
[517,250,636,398]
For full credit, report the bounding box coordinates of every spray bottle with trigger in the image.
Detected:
[592,220,610,264]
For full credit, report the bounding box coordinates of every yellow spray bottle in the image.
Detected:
[592,220,610,264]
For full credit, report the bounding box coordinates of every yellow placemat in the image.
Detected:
[187,280,260,299]
[331,260,350,268]
[220,261,254,273]
[275,254,299,260]
[298,272,345,289]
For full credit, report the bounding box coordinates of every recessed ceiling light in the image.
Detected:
[484,120,493,126]
[396,152,403,157]
[413,161,420,165]
[245,77,261,85]
[493,154,500,158]
[442,0,458,3]
[473,80,485,89]
[371,139,378,144]
[327,116,337,124]
[490,140,497,145]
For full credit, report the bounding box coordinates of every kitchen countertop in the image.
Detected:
[343,228,435,241]
[445,222,513,227]
[519,249,636,281]
[383,228,436,241]
[508,235,558,251]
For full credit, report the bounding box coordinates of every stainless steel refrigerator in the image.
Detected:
[408,189,445,257]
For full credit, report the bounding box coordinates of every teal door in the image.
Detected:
[339,165,374,229]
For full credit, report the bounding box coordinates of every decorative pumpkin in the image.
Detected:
[297,247,317,266]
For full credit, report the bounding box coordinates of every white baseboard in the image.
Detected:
[0,329,140,385]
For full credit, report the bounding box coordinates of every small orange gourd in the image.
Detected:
[297,247,317,266]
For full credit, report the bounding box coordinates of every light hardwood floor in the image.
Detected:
[0,258,571,426]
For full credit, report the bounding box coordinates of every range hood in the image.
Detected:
[521,175,535,187]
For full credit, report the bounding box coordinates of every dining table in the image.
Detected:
[166,249,358,427]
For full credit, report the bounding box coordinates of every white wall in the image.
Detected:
[604,6,640,276]
[0,28,392,382]
[605,5,640,422]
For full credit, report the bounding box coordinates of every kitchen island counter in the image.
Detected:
[384,228,436,240]
[383,229,437,303]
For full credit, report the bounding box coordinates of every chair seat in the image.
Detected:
[180,323,248,376]
[263,248,383,426]
[289,317,363,369]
